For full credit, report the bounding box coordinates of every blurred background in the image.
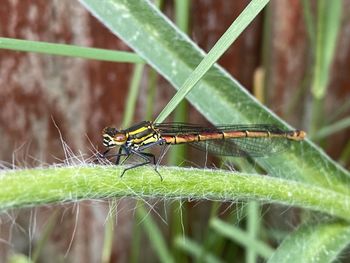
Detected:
[0,0,349,262]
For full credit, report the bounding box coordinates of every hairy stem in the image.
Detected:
[0,166,349,220]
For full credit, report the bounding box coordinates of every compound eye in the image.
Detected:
[114,133,127,143]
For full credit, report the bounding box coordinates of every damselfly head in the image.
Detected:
[102,127,127,148]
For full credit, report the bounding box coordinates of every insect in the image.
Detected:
[100,121,306,179]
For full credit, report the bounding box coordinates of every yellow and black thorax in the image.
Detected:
[102,121,162,150]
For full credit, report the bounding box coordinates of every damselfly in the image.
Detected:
[100,121,306,179]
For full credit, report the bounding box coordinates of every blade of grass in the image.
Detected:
[198,202,246,261]
[136,205,174,263]
[312,116,350,140]
[210,218,274,260]
[311,0,342,99]
[101,205,115,263]
[155,0,270,123]
[32,211,59,262]
[130,211,142,263]
[174,236,224,263]
[0,37,144,63]
[145,68,158,120]
[78,0,350,194]
[175,0,190,34]
[246,201,261,263]
[301,0,316,46]
[170,201,188,263]
[122,63,145,126]
[1,166,350,220]
[309,0,342,136]
[268,221,350,263]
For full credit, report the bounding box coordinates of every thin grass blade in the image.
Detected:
[311,0,342,99]
[210,218,274,260]
[0,37,143,63]
[174,236,224,263]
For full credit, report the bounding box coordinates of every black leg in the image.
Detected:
[115,146,123,165]
[120,150,163,181]
[140,152,163,181]
[102,152,129,161]
[97,147,130,165]
[154,144,170,180]
[120,150,151,177]
[140,152,156,164]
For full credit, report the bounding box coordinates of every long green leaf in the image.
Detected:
[0,37,143,63]
[78,0,350,194]
[268,221,350,263]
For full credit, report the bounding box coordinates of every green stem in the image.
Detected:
[1,166,349,220]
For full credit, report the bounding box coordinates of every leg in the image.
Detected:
[154,144,170,179]
[115,146,123,165]
[97,147,130,165]
[141,152,163,181]
[140,152,156,164]
[120,150,163,181]
[120,150,151,177]
[102,152,129,162]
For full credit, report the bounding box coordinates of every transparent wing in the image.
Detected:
[155,122,292,157]
[190,137,290,157]
[155,123,286,134]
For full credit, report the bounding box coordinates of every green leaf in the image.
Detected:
[268,221,350,263]
[0,37,144,63]
[78,0,349,194]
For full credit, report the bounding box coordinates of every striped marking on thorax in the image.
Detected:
[127,124,162,146]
